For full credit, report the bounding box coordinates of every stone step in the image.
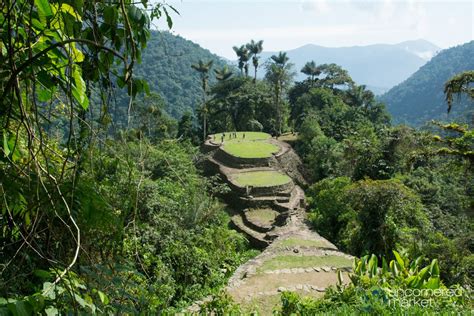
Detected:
[274,185,305,212]
[238,195,290,209]
[242,209,278,233]
[230,214,270,249]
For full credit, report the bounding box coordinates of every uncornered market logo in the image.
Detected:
[386,288,467,308]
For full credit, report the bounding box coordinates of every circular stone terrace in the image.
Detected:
[210,132,280,159]
[231,170,291,187]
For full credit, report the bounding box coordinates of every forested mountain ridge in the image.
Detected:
[259,39,439,94]
[135,31,230,118]
[380,41,474,126]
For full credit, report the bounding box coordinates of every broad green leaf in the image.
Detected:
[68,43,84,63]
[418,266,430,281]
[72,65,89,110]
[390,260,399,277]
[368,254,378,277]
[382,257,389,274]
[42,282,56,300]
[31,18,45,30]
[3,133,10,157]
[430,259,440,277]
[8,301,33,316]
[103,6,117,25]
[73,294,86,308]
[142,80,150,95]
[392,250,405,270]
[35,0,53,22]
[56,3,82,21]
[97,291,109,305]
[45,306,58,316]
[33,269,51,279]
[424,277,440,289]
[37,87,54,102]
[25,212,31,226]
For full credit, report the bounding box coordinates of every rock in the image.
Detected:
[296,284,303,290]
[296,268,305,273]
[305,268,313,273]
[322,266,331,272]
[331,267,337,271]
[313,267,321,272]
[303,284,310,291]
[291,268,298,273]
[293,248,299,253]
[277,287,286,292]
[317,287,326,292]
[281,268,291,274]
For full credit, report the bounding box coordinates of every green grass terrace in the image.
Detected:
[223,141,279,158]
[232,170,291,187]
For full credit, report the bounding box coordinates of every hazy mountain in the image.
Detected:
[379,41,474,126]
[259,39,440,94]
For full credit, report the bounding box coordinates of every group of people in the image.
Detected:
[213,132,246,143]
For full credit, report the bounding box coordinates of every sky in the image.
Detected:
[152,0,474,59]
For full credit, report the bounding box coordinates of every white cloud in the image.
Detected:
[301,0,331,14]
[179,24,358,42]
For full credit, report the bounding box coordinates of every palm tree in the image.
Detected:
[301,60,320,85]
[347,84,375,108]
[191,60,213,141]
[271,51,290,66]
[444,70,474,113]
[214,65,233,81]
[265,52,295,135]
[232,45,250,76]
[246,39,264,82]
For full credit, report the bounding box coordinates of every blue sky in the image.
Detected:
[154,0,473,59]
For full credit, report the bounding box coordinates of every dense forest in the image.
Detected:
[380,41,474,126]
[0,0,472,314]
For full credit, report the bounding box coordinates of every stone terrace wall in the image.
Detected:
[215,147,275,169]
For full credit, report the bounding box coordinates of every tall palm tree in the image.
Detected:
[246,39,264,82]
[191,60,213,141]
[270,51,289,66]
[265,52,295,135]
[214,65,233,81]
[232,45,250,76]
[301,60,320,85]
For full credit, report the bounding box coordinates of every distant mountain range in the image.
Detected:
[259,39,440,94]
[379,41,474,126]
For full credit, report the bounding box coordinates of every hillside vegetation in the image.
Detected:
[380,41,474,126]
